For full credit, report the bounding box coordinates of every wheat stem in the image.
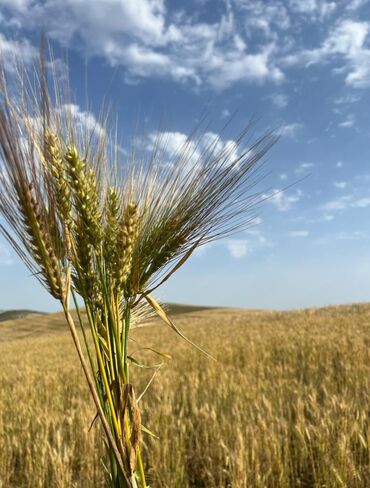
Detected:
[85,303,122,439]
[61,301,128,482]
[136,447,147,488]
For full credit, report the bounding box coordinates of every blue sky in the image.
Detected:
[1,0,370,311]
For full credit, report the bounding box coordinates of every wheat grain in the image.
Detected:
[115,202,138,294]
[20,183,64,299]
[44,131,72,230]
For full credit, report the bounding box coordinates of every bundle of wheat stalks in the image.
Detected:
[0,53,275,487]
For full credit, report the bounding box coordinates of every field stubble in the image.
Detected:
[0,304,369,487]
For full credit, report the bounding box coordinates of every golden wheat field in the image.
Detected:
[0,304,369,488]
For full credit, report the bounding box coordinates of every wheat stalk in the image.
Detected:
[0,48,276,487]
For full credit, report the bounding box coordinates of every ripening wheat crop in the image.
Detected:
[0,50,275,487]
[1,305,369,487]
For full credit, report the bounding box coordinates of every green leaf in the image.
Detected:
[132,347,172,360]
[145,294,216,361]
[142,424,159,439]
[127,355,162,369]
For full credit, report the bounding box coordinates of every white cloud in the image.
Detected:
[265,188,302,211]
[252,216,263,226]
[244,229,268,245]
[147,130,240,168]
[149,130,191,155]
[346,0,369,11]
[288,0,336,19]
[0,0,31,12]
[240,0,291,36]
[0,0,283,89]
[194,242,213,257]
[0,33,37,70]
[289,0,317,14]
[285,19,370,88]
[204,43,284,90]
[280,173,287,180]
[295,162,314,175]
[226,239,249,258]
[353,197,370,208]
[23,104,105,143]
[336,161,343,168]
[279,123,303,137]
[290,230,309,237]
[320,1,337,19]
[314,230,365,245]
[226,220,272,258]
[336,230,365,239]
[58,104,105,137]
[322,194,352,211]
[317,231,365,244]
[270,93,288,108]
[322,194,370,212]
[333,181,347,189]
[2,1,369,93]
[338,114,355,128]
[333,94,361,104]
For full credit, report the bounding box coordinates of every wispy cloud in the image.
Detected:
[322,193,370,213]
[322,194,352,212]
[279,123,303,138]
[194,242,213,257]
[353,197,370,208]
[264,188,302,211]
[295,162,314,175]
[288,0,337,20]
[147,130,241,168]
[333,94,361,104]
[315,230,366,245]
[1,0,369,92]
[284,19,370,88]
[333,181,347,189]
[346,0,370,11]
[338,114,355,128]
[290,230,309,237]
[226,239,249,258]
[226,224,272,258]
[270,93,288,108]
[0,0,284,89]
[0,33,37,70]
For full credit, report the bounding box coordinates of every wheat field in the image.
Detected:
[0,304,369,487]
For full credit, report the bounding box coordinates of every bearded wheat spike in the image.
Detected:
[64,146,102,247]
[21,184,64,299]
[115,202,138,293]
[74,220,102,307]
[64,146,103,307]
[141,215,186,286]
[44,131,73,230]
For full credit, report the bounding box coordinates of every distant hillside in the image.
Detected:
[0,309,45,322]
[0,303,212,322]
[165,303,214,315]
[0,303,215,342]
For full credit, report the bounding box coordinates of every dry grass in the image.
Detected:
[1,304,369,487]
